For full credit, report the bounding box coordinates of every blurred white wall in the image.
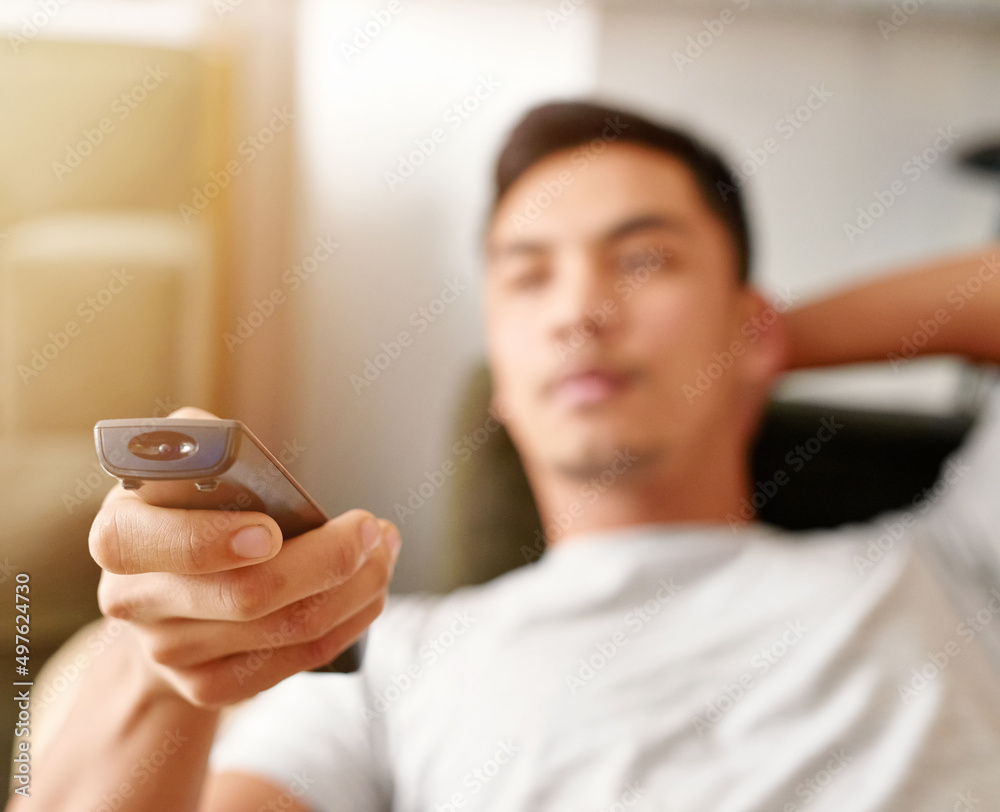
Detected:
[596,3,1000,294]
[289,0,1000,592]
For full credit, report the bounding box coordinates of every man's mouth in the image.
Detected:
[547,367,635,408]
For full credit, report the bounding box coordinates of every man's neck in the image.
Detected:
[529,445,754,548]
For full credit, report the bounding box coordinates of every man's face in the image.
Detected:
[484,142,768,482]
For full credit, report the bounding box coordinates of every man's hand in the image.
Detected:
[88,408,401,708]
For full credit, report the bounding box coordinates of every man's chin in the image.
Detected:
[547,438,655,482]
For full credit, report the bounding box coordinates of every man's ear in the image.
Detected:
[736,287,789,392]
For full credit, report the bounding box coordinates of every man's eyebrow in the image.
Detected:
[486,239,548,261]
[601,213,689,242]
[487,213,687,260]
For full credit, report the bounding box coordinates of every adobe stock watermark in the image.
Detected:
[92,729,188,812]
[179,107,295,223]
[7,0,70,53]
[726,416,844,529]
[565,578,681,695]
[434,738,520,811]
[554,246,669,360]
[32,619,131,712]
[212,0,246,19]
[852,456,969,575]
[60,463,113,516]
[780,749,854,811]
[253,772,317,812]
[51,65,169,181]
[520,448,640,563]
[897,589,1000,706]
[222,235,339,352]
[384,75,502,191]
[17,267,135,385]
[509,115,629,233]
[945,791,981,812]
[350,275,470,395]
[887,251,1000,370]
[877,0,929,39]
[672,0,751,73]
[340,0,402,62]
[393,404,508,524]
[717,84,834,202]
[682,287,799,404]
[844,126,960,244]
[360,610,477,724]
[545,0,587,30]
[231,561,355,687]
[691,619,808,735]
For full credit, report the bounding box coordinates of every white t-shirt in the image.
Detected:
[210,387,1000,812]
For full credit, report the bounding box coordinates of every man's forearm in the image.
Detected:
[783,242,1000,370]
[5,620,220,812]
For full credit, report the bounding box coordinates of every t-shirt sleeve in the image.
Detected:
[909,371,1000,660]
[919,375,1000,563]
[206,592,445,811]
[208,669,392,812]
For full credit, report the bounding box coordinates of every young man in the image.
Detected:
[13,101,1000,811]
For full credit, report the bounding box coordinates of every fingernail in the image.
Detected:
[362,519,381,554]
[232,525,273,559]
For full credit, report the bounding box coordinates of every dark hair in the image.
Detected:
[491,100,752,284]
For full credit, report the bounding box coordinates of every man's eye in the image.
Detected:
[509,266,549,291]
[619,247,672,273]
[619,253,652,273]
[619,253,649,272]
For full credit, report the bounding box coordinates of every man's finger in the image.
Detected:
[90,495,282,575]
[120,538,398,663]
[158,600,385,707]
[166,406,220,420]
[196,509,390,621]
[97,510,392,621]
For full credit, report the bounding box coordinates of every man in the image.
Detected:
[12,101,1000,811]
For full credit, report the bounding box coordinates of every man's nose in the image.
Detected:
[551,255,620,342]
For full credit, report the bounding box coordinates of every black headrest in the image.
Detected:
[750,401,974,531]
